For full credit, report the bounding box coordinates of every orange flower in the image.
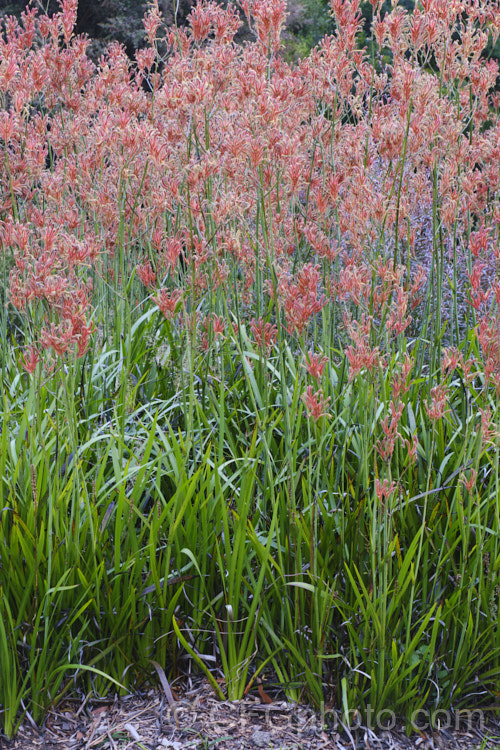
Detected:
[301,386,330,421]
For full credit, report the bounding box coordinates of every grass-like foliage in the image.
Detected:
[1,0,500,738]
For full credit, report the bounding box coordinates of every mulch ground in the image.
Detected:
[2,677,500,750]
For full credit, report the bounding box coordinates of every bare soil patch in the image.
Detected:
[3,677,500,750]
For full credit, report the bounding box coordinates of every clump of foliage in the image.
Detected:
[1,0,500,741]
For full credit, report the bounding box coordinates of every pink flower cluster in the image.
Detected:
[0,0,498,392]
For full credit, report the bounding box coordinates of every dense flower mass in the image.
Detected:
[0,0,499,384]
